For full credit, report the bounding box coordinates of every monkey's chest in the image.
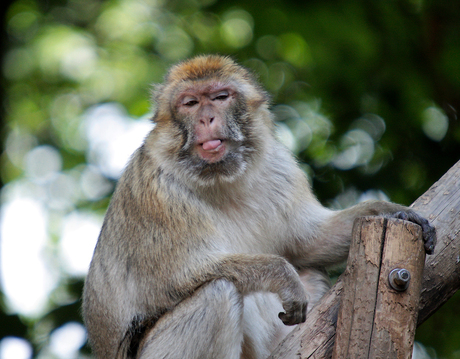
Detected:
[215,206,288,254]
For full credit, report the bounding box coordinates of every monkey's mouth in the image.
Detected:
[197,139,227,163]
[202,139,223,151]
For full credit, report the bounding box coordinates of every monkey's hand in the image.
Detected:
[391,210,437,254]
[277,284,308,326]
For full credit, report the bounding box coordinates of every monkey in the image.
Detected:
[82,55,436,359]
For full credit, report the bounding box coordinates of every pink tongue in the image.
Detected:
[202,140,222,151]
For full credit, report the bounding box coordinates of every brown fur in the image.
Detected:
[82,55,436,359]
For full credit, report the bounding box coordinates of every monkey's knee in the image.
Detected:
[298,268,331,309]
[137,279,244,359]
[202,278,244,307]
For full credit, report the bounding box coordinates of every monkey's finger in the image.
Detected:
[394,211,409,221]
[393,211,437,255]
[278,312,299,326]
[422,226,436,254]
[278,303,307,326]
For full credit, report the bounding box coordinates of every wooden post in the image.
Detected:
[332,217,426,359]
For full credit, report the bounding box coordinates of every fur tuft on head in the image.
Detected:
[166,55,240,83]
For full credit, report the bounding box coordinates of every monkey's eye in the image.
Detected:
[212,91,229,101]
[183,98,199,107]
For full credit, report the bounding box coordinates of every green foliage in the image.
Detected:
[1,0,459,357]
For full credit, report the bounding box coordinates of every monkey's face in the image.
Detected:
[151,56,270,186]
[176,84,241,162]
[171,81,257,185]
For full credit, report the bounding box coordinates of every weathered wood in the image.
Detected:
[369,219,425,358]
[270,159,460,359]
[412,161,460,325]
[332,217,425,358]
[332,217,387,358]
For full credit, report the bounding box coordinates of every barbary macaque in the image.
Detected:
[82,55,436,359]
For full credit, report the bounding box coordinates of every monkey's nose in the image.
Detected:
[200,117,215,126]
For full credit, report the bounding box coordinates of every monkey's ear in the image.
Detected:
[150,82,165,105]
[231,66,271,110]
[151,110,169,125]
[150,83,172,125]
[248,89,271,110]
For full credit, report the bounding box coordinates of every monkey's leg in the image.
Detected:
[240,269,331,359]
[297,268,331,309]
[241,293,287,359]
[137,279,244,359]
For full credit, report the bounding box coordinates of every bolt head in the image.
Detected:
[389,268,411,291]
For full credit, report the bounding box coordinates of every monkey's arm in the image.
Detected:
[184,253,308,326]
[288,200,436,268]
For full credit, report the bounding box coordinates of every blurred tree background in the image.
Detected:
[1,0,459,358]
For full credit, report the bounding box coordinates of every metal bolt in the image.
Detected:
[388,268,411,292]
